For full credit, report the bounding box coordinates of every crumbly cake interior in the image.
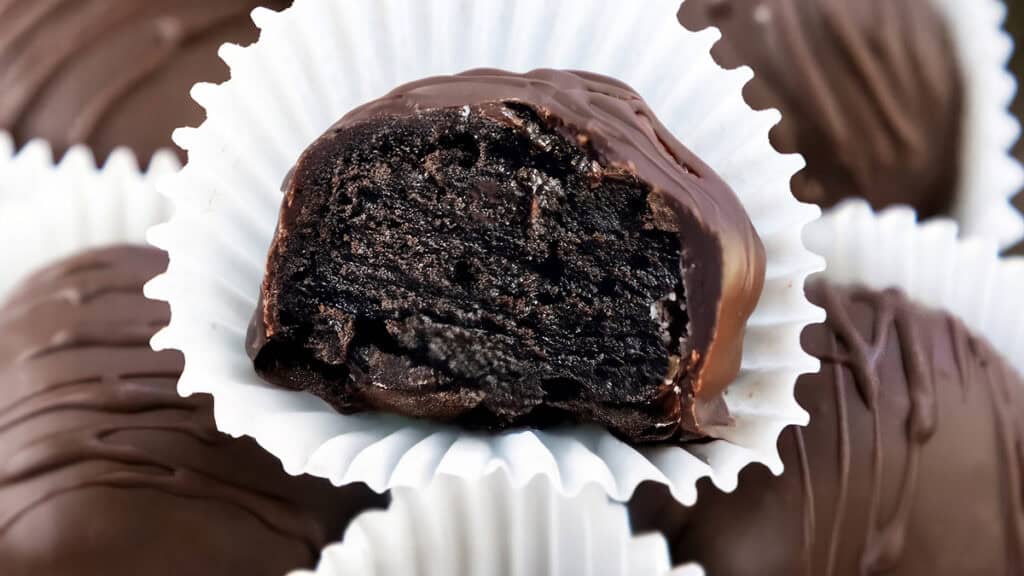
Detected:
[257,104,692,435]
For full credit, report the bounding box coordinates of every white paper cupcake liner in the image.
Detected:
[289,472,703,576]
[805,199,1024,376]
[0,131,12,161]
[146,0,824,505]
[0,139,179,302]
[930,0,1024,249]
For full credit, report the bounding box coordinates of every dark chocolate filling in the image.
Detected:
[253,104,691,439]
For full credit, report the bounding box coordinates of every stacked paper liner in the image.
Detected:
[146,0,824,505]
[0,138,178,301]
[930,0,1024,248]
[805,199,1024,375]
[0,131,12,161]
[289,472,703,576]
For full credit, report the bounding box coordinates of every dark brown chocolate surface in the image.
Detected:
[249,69,765,442]
[0,0,290,166]
[678,0,965,218]
[630,281,1024,575]
[1007,0,1024,257]
[0,245,383,576]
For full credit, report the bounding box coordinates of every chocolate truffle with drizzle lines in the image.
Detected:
[0,0,290,166]
[678,0,965,218]
[630,280,1024,575]
[0,245,383,576]
[248,69,765,443]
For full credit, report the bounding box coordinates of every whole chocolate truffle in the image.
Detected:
[248,69,765,442]
[630,281,1024,575]
[678,0,965,218]
[0,245,382,576]
[0,0,290,166]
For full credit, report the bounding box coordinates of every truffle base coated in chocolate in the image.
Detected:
[252,104,689,441]
[249,69,765,443]
[630,281,1024,576]
[0,245,384,576]
[0,0,291,166]
[677,0,965,219]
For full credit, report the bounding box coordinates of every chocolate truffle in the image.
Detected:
[248,69,765,442]
[678,0,965,218]
[630,281,1024,575]
[0,0,290,166]
[0,245,383,576]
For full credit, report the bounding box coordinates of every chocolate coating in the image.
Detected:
[678,0,965,218]
[630,281,1024,575]
[249,69,765,441]
[0,245,383,576]
[0,0,289,166]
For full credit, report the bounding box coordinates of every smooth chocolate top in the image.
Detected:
[0,246,381,576]
[678,0,965,218]
[0,0,289,166]
[262,69,765,433]
[631,281,1024,575]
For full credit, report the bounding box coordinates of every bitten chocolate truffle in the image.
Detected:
[630,281,1024,575]
[248,69,765,442]
[0,0,290,166]
[678,0,965,218]
[0,246,382,576]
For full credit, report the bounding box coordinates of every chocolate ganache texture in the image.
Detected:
[678,0,965,218]
[630,281,1024,575]
[0,246,382,576]
[0,0,290,166]
[248,69,765,442]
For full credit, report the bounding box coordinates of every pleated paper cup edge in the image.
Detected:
[287,471,680,576]
[932,0,1024,248]
[807,199,1024,378]
[0,133,180,302]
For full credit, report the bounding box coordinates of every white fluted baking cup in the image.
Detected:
[805,199,1024,376]
[0,132,12,162]
[0,139,179,302]
[289,472,703,576]
[931,0,1024,248]
[145,0,824,505]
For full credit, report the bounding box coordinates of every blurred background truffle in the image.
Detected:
[630,280,1024,576]
[678,0,965,220]
[0,0,290,167]
[0,245,382,576]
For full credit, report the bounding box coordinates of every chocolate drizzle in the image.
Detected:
[813,285,937,573]
[0,0,290,165]
[0,246,381,576]
[631,281,1024,575]
[981,325,1024,574]
[793,426,815,574]
[678,0,965,218]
